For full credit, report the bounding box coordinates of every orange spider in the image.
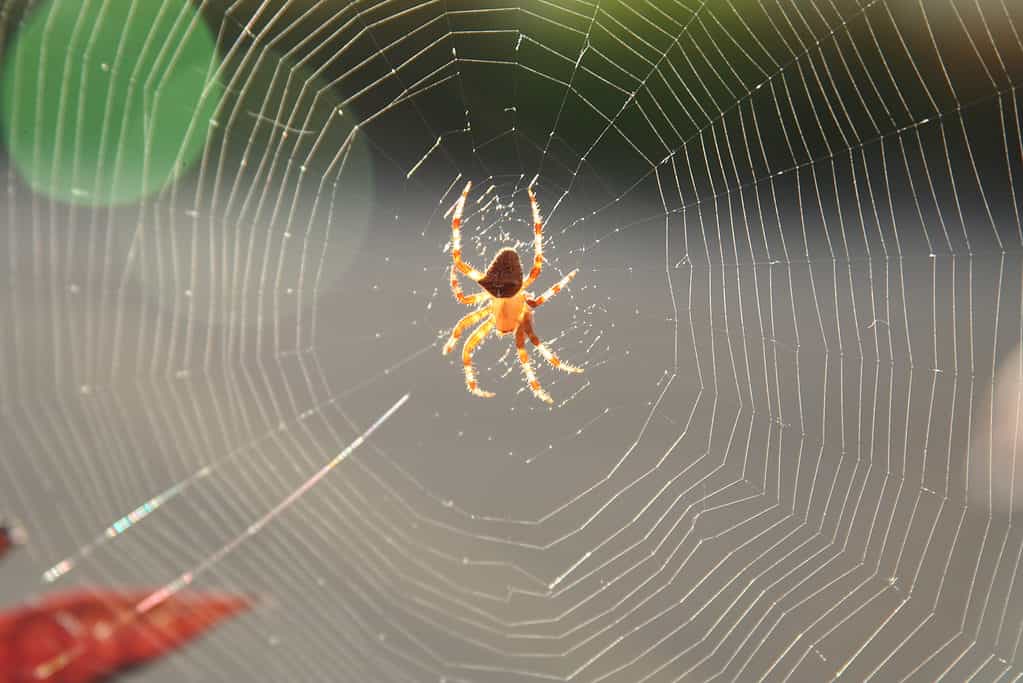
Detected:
[443,180,582,403]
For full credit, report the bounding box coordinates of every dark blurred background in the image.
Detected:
[1,0,1023,681]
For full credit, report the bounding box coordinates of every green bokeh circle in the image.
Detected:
[1,0,223,206]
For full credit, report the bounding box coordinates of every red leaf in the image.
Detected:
[0,589,251,683]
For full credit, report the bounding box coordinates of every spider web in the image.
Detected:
[2,0,1023,681]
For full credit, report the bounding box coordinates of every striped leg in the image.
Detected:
[444,309,490,355]
[463,319,496,398]
[527,269,578,308]
[450,264,486,305]
[451,181,484,281]
[516,327,553,404]
[524,312,582,373]
[522,184,544,288]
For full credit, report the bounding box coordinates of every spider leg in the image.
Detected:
[524,311,583,373]
[516,326,553,404]
[527,269,578,308]
[451,181,484,281]
[522,183,544,288]
[450,264,487,305]
[443,308,490,355]
[463,318,496,398]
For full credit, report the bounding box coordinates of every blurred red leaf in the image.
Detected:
[0,589,250,682]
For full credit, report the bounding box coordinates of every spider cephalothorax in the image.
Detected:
[443,180,582,403]
[478,248,523,298]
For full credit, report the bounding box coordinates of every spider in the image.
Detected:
[443,180,582,404]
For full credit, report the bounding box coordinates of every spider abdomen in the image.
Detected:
[478,247,524,298]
